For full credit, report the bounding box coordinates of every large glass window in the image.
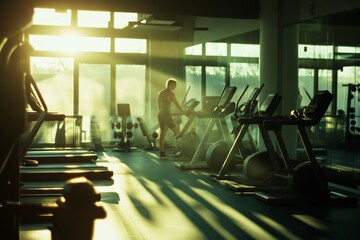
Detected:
[205,66,226,96]
[29,9,148,145]
[318,69,332,92]
[205,43,227,56]
[79,64,111,142]
[298,18,360,188]
[29,35,111,53]
[33,8,72,26]
[30,57,74,114]
[230,63,260,101]
[114,12,138,29]
[298,68,333,109]
[77,11,110,28]
[185,44,202,56]
[185,66,202,105]
[298,44,333,59]
[115,65,146,118]
[115,38,147,53]
[29,57,74,145]
[231,44,260,57]
[298,68,314,108]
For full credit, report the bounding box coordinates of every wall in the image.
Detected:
[193,17,259,44]
[282,0,360,26]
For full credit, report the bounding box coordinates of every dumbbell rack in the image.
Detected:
[114,104,136,152]
[343,83,360,142]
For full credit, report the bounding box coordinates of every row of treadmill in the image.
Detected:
[20,76,114,222]
[20,60,113,194]
[173,83,359,205]
[0,16,113,238]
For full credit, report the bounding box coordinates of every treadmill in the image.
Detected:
[175,82,237,170]
[23,95,98,164]
[24,112,98,163]
[136,96,201,152]
[24,112,98,164]
[211,91,284,192]
[255,90,359,205]
[19,71,113,184]
[0,19,106,236]
[24,149,98,164]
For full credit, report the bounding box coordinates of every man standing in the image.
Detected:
[157,78,185,158]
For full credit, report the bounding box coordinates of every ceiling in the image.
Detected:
[299,7,360,47]
[31,0,260,19]
[29,0,360,48]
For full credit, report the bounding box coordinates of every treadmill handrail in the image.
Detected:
[19,71,48,160]
[235,85,249,110]
[181,85,191,107]
[237,93,282,125]
[234,84,264,119]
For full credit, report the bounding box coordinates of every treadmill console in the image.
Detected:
[304,90,333,120]
[257,93,282,117]
[217,87,237,109]
[183,98,200,112]
[290,90,333,122]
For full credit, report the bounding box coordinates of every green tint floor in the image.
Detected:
[20,148,360,240]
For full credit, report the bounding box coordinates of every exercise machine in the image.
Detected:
[113,103,140,152]
[206,84,267,171]
[137,95,199,152]
[212,91,284,192]
[137,117,159,150]
[171,97,201,156]
[343,83,360,142]
[175,82,237,170]
[149,85,197,149]
[10,40,113,206]
[24,149,98,164]
[255,90,358,205]
[20,163,113,182]
[24,111,99,164]
[114,103,132,151]
[18,66,112,182]
[0,10,106,238]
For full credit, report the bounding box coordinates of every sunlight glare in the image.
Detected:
[29,34,110,53]
[78,10,110,28]
[172,188,239,240]
[114,12,138,29]
[191,188,277,240]
[33,8,71,26]
[255,213,301,240]
[293,214,329,231]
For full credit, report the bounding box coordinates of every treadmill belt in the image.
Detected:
[255,189,359,205]
[25,150,98,163]
[20,163,108,170]
[20,168,113,181]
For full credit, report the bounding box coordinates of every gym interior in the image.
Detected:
[1,0,360,239]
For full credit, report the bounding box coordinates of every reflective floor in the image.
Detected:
[20,149,360,240]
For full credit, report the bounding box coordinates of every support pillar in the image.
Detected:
[260,0,299,159]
